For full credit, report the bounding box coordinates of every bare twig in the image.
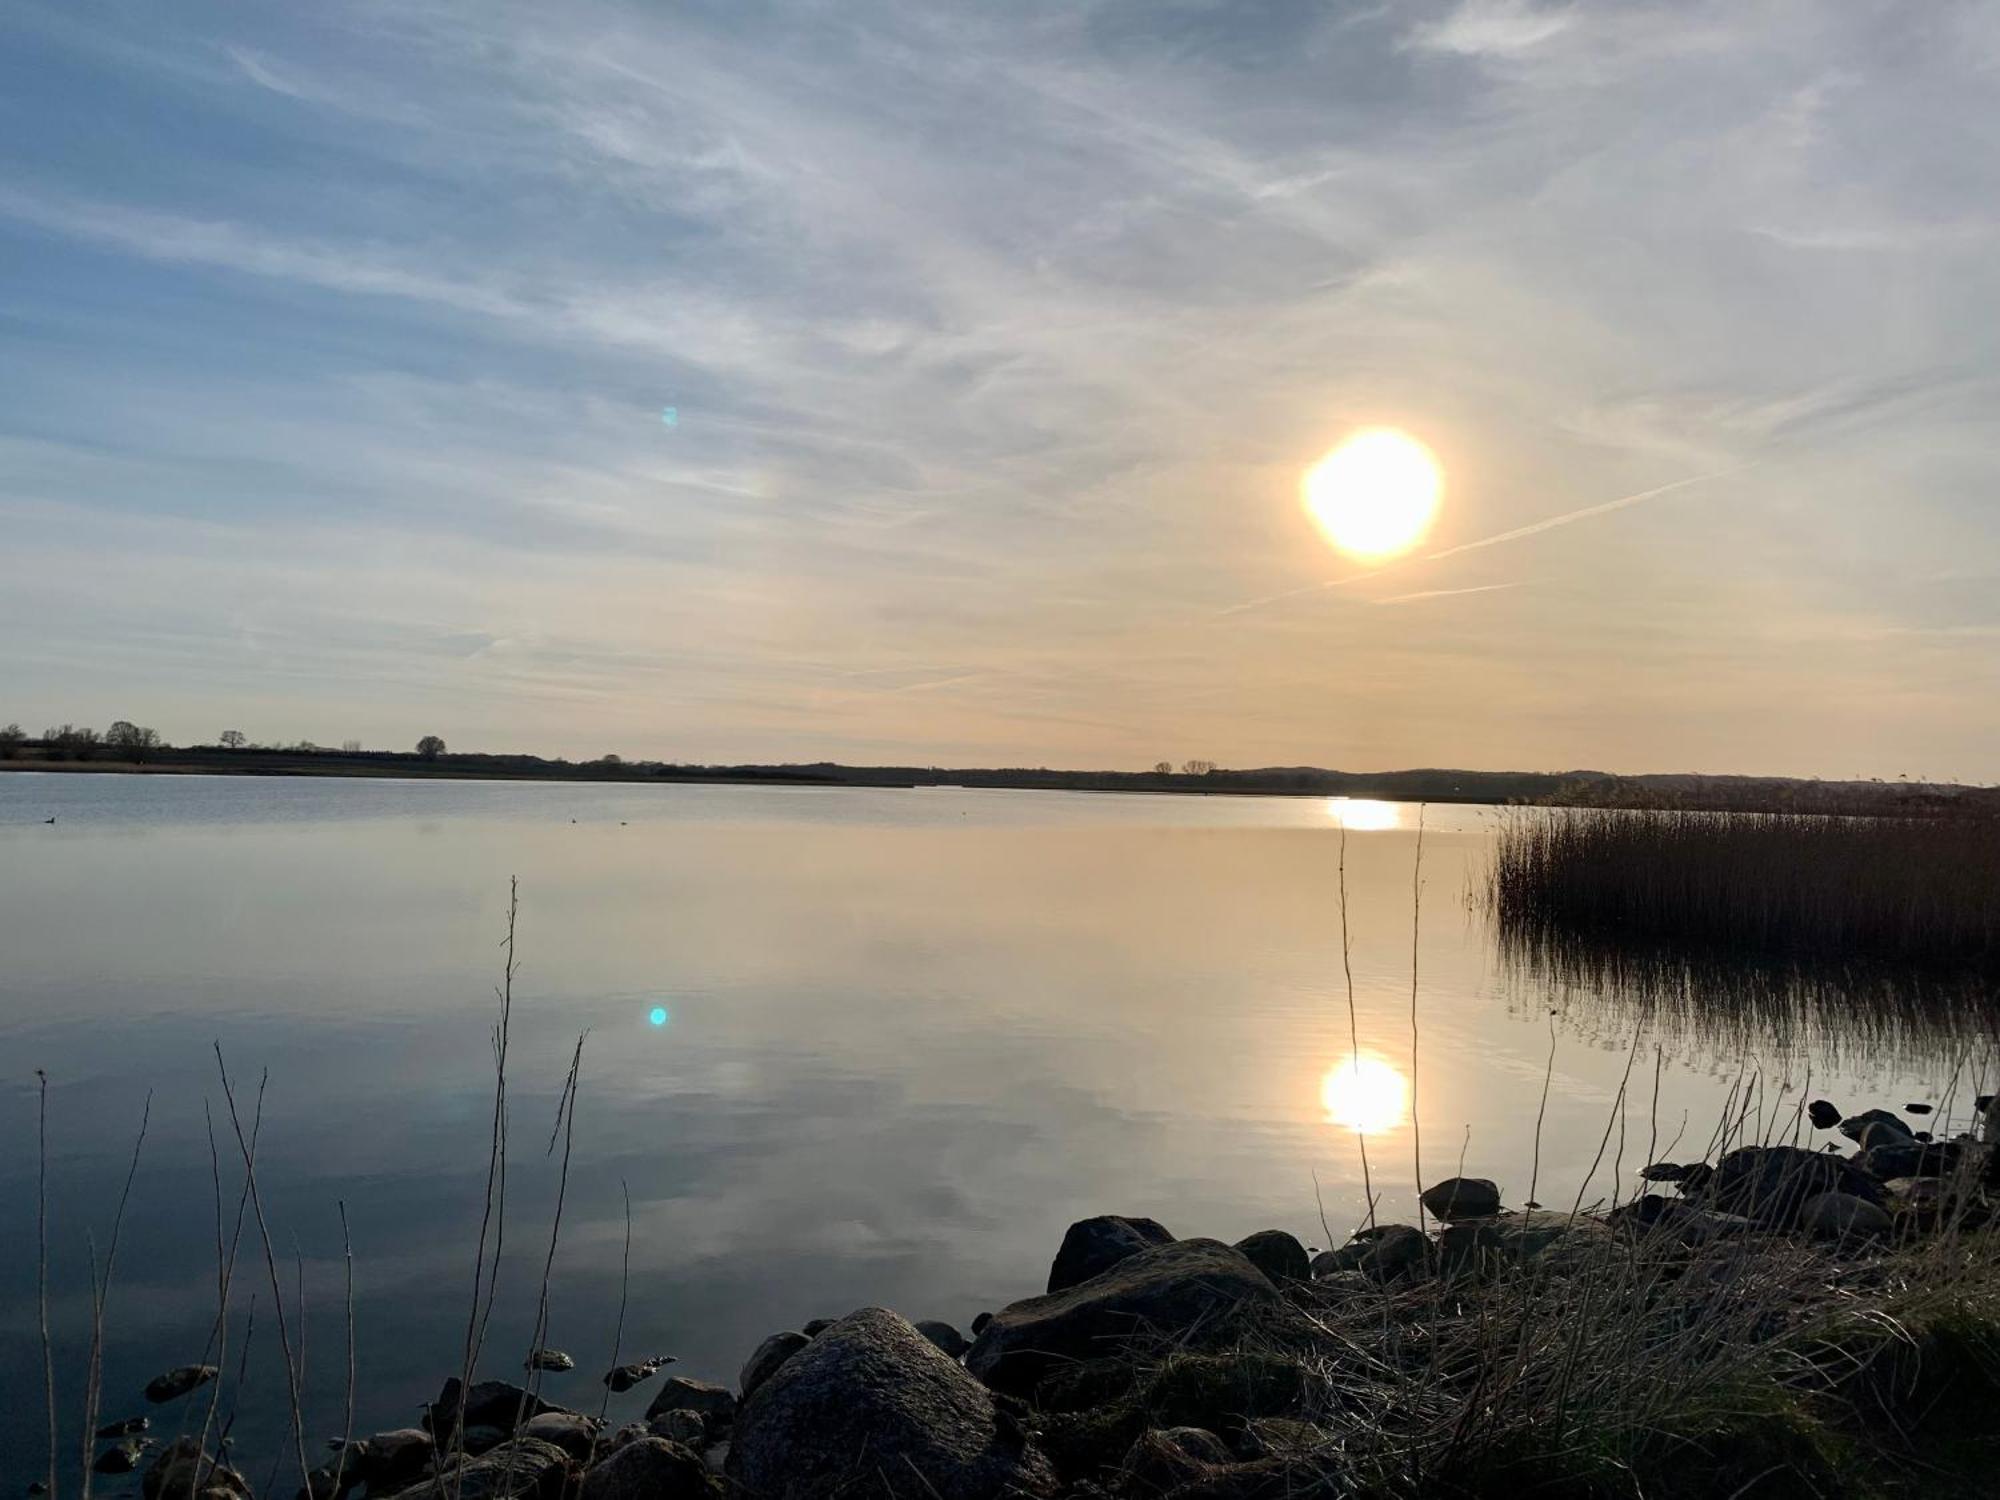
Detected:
[1337,818,1377,1230]
[36,1070,57,1500]
[1410,806,1427,1230]
[330,1202,356,1500]
[79,1089,150,1500]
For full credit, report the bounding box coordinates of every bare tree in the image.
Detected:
[105,721,164,762]
[0,723,23,759]
[416,735,447,760]
[340,739,362,754]
[43,725,100,762]
[219,729,247,750]
[1152,761,1173,775]
[1181,759,1217,776]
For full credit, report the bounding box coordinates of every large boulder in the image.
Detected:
[580,1437,718,1500]
[519,1411,601,1461]
[356,1429,433,1492]
[1048,1215,1175,1293]
[1231,1230,1309,1284]
[739,1331,811,1399]
[728,1307,1058,1499]
[1438,1210,1614,1271]
[380,1437,571,1500]
[645,1376,737,1426]
[1839,1109,1912,1146]
[1696,1146,1880,1226]
[1799,1192,1892,1242]
[1419,1178,1501,1221]
[966,1239,1279,1396]
[1312,1224,1428,1282]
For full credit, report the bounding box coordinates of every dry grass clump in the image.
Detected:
[1249,1212,2000,1499]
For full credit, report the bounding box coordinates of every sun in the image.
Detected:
[1303,428,1443,562]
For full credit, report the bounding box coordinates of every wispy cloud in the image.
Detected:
[1371,581,1532,606]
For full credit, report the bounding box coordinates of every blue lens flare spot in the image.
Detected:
[648,1005,669,1027]
[660,406,678,427]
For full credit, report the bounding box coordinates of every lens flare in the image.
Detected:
[1303,429,1443,561]
[1320,1055,1409,1135]
[648,1005,669,1026]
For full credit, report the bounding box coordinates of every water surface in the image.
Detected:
[0,774,1979,1477]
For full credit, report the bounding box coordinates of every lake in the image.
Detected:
[0,774,1975,1476]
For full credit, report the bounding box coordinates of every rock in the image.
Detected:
[648,1409,706,1448]
[728,1307,1059,1499]
[915,1319,970,1358]
[1419,1177,1501,1221]
[1145,1353,1304,1436]
[427,1378,569,1441]
[1839,1109,1913,1145]
[1905,1102,1933,1115]
[1807,1099,1842,1130]
[1880,1176,1945,1216]
[1121,1427,1232,1492]
[603,1355,674,1391]
[297,1461,364,1500]
[1231,1230,1309,1284]
[1858,1140,1927,1180]
[144,1437,250,1500]
[98,1416,151,1439]
[1312,1224,1428,1283]
[144,1365,220,1403]
[1608,1196,1756,1245]
[645,1377,737,1427]
[580,1437,718,1500]
[525,1348,575,1373]
[970,1311,994,1335]
[1048,1214,1176,1294]
[1799,1191,1892,1242]
[801,1318,836,1337]
[1637,1162,1689,1182]
[1439,1210,1614,1270]
[380,1437,572,1500]
[605,1423,649,1452]
[966,1239,1279,1396]
[1696,1146,1880,1226]
[739,1331,811,1399]
[461,1426,509,1456]
[357,1429,432,1490]
[519,1411,601,1461]
[95,1439,153,1474]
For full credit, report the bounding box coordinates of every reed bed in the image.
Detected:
[1492,808,2000,970]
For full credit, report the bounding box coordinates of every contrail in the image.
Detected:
[1215,464,1741,619]
[1421,466,1743,564]
[1371,581,1530,606]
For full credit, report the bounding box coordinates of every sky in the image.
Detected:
[3,0,1998,779]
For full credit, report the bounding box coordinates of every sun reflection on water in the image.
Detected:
[1320,1054,1409,1135]
[1328,798,1400,832]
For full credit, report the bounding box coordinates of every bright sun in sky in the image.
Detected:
[1303,428,1444,562]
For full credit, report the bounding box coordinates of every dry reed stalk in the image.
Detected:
[79,1090,150,1500]
[1409,807,1426,1234]
[329,1202,355,1500]
[585,1179,634,1472]
[445,876,520,1493]
[36,1070,57,1500]
[213,1048,313,1496]
[193,1080,265,1500]
[1336,819,1377,1231]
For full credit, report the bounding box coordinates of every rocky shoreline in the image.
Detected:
[89,1093,2000,1500]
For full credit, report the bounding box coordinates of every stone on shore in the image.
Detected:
[1806,1099,1842,1130]
[144,1365,220,1403]
[519,1411,601,1461]
[728,1307,1059,1500]
[1048,1214,1176,1293]
[1313,1224,1428,1282]
[603,1356,674,1391]
[648,1409,707,1448]
[1439,1210,1613,1270]
[95,1438,152,1474]
[580,1437,719,1500]
[1799,1191,1893,1242]
[915,1319,970,1358]
[1838,1109,1913,1146]
[739,1331,811,1398]
[525,1348,575,1373]
[1420,1178,1502,1221]
[144,1437,250,1500]
[426,1378,570,1442]
[646,1377,737,1427]
[1697,1145,1879,1226]
[1231,1229,1309,1283]
[1120,1427,1232,1493]
[380,1437,571,1500]
[966,1238,1280,1396]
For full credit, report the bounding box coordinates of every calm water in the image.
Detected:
[0,774,1980,1480]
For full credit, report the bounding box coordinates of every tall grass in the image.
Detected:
[1493,807,2000,969]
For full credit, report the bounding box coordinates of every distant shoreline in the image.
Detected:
[3,748,1993,817]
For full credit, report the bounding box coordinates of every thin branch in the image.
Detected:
[79,1090,150,1500]
[37,1070,57,1500]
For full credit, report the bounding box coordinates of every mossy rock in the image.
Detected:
[1035,1404,1149,1482]
[1143,1352,1304,1436]
[1034,1357,1142,1414]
